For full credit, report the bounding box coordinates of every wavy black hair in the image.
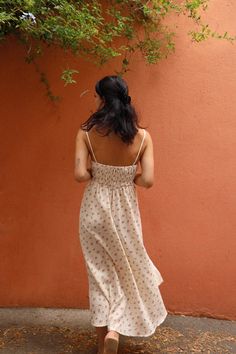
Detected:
[80,75,146,145]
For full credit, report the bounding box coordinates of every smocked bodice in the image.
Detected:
[90,161,137,188]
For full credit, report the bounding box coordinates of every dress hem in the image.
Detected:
[91,310,168,337]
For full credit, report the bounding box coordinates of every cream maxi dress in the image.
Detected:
[79,128,168,337]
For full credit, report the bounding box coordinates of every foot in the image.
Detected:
[103,330,119,354]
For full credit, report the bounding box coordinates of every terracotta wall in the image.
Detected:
[0,1,235,319]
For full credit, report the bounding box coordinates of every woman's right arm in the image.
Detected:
[74,129,92,183]
[133,131,154,189]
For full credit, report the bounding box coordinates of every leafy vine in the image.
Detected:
[0,0,235,101]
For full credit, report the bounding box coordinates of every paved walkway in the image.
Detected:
[0,309,235,353]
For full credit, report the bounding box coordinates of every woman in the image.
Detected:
[74,76,168,354]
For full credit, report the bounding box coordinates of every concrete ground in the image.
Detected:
[0,308,235,353]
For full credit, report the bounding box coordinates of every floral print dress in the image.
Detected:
[79,128,168,337]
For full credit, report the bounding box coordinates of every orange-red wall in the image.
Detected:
[0,1,235,319]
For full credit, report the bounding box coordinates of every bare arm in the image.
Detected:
[134,131,154,189]
[74,129,92,183]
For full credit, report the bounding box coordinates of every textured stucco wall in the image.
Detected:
[0,1,235,319]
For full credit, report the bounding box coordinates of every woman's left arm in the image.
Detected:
[74,129,92,183]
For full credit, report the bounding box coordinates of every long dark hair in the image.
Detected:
[80,75,146,145]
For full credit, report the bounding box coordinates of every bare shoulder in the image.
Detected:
[137,128,152,147]
[76,128,86,140]
[135,129,152,162]
[144,129,152,141]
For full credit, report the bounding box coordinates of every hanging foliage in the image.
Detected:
[0,0,235,100]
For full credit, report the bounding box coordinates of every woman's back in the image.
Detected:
[86,126,147,166]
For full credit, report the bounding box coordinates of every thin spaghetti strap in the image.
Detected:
[133,129,146,165]
[86,131,97,162]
